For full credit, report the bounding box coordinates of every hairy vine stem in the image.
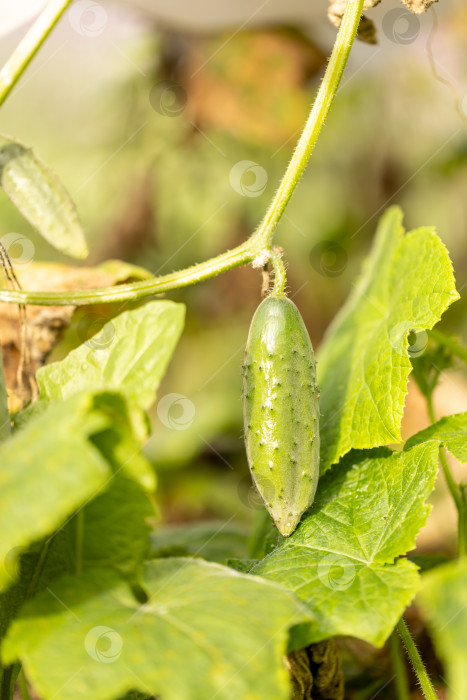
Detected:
[270,249,287,297]
[396,619,438,700]
[0,0,365,306]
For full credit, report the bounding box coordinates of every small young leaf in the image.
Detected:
[418,558,467,700]
[318,206,459,472]
[37,301,185,410]
[252,442,439,647]
[404,412,467,463]
[0,136,88,259]
[2,559,311,700]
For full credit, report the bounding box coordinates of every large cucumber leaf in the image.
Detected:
[318,206,459,472]
[3,559,310,700]
[252,442,439,647]
[0,392,154,593]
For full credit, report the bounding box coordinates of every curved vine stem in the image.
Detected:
[0,0,364,306]
[0,241,255,306]
[0,0,73,107]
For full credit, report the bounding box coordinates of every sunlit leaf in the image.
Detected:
[253,442,438,646]
[37,301,185,410]
[318,206,459,472]
[3,559,310,700]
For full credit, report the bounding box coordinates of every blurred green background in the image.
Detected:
[0,0,466,551]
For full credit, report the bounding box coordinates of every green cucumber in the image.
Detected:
[243,295,319,536]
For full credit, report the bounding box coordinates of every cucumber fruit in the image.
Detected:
[243,295,319,536]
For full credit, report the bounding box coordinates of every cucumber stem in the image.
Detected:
[270,250,287,297]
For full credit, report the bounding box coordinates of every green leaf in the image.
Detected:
[37,301,185,410]
[0,347,10,442]
[3,559,310,700]
[418,558,467,700]
[0,136,88,259]
[0,393,110,591]
[318,206,459,472]
[150,521,250,563]
[0,471,153,650]
[0,532,72,643]
[252,442,439,647]
[405,412,467,462]
[0,392,154,592]
[76,473,154,578]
